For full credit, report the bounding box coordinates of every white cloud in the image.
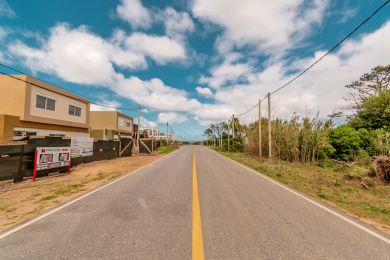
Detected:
[124,32,186,64]
[157,112,188,124]
[195,86,213,98]
[162,7,195,41]
[114,76,201,112]
[8,24,147,86]
[117,0,151,29]
[0,0,15,17]
[9,23,200,113]
[202,60,252,89]
[140,117,157,128]
[198,21,390,123]
[90,101,120,112]
[192,0,329,54]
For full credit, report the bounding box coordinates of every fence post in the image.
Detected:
[267,93,272,158]
[14,145,24,183]
[258,98,262,159]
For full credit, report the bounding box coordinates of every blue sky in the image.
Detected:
[0,0,389,140]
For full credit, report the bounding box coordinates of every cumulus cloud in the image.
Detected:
[157,112,188,124]
[9,23,199,113]
[117,0,151,29]
[195,86,213,98]
[192,0,329,54]
[199,21,390,123]
[162,7,195,41]
[140,117,157,128]
[8,24,146,85]
[124,32,186,64]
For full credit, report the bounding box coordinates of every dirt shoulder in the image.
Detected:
[218,151,390,235]
[0,154,162,232]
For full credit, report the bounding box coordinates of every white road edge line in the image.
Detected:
[210,148,390,245]
[0,148,181,240]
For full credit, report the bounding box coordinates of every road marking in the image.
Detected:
[209,148,390,245]
[192,150,205,260]
[0,149,182,240]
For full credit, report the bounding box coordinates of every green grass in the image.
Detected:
[218,151,390,231]
[157,145,177,154]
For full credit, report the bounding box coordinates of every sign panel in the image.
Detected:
[71,137,93,157]
[35,147,71,171]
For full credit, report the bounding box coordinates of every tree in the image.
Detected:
[345,65,390,105]
[349,90,390,131]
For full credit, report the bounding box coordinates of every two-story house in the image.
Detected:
[0,75,90,142]
[89,111,134,140]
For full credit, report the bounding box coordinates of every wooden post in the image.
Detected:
[137,106,140,148]
[267,93,272,158]
[166,122,169,146]
[258,98,262,158]
[32,149,38,182]
[232,114,235,150]
[14,145,24,183]
[227,119,230,152]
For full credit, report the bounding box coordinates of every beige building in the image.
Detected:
[0,75,90,142]
[89,111,134,140]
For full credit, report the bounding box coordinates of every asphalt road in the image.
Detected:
[0,145,389,259]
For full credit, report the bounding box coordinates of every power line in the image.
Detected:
[222,0,389,120]
[269,0,389,96]
[0,68,139,112]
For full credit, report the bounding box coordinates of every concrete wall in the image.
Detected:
[90,111,118,130]
[0,75,27,118]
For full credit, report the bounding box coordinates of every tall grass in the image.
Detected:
[243,114,332,163]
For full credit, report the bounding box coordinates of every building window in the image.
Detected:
[36,94,56,111]
[126,121,131,127]
[69,105,82,117]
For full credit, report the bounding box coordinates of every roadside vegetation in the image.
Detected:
[204,65,390,233]
[157,141,179,154]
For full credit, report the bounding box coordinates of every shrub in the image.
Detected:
[328,125,362,161]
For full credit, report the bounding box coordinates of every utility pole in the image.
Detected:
[232,114,235,150]
[137,106,141,149]
[227,119,230,152]
[166,122,169,146]
[267,93,272,158]
[258,98,262,158]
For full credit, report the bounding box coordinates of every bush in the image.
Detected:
[328,125,362,161]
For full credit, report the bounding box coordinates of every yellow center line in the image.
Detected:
[192,149,205,260]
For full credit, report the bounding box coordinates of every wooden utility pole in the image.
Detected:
[137,106,141,149]
[258,98,262,158]
[267,93,272,158]
[166,122,169,146]
[227,120,230,152]
[232,114,235,150]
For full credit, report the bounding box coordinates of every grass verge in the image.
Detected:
[157,145,178,154]
[217,150,390,234]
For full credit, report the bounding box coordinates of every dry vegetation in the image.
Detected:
[0,154,161,231]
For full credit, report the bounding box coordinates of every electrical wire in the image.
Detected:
[269,0,389,96]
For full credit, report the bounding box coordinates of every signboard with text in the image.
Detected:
[35,147,71,170]
[71,137,93,158]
